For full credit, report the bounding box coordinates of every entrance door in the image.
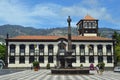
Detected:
[60,59,65,68]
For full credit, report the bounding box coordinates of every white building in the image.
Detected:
[6,15,115,68]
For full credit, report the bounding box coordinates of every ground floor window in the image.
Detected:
[19,56,25,63]
[80,56,85,63]
[29,56,34,63]
[98,56,103,63]
[48,56,53,63]
[39,56,44,63]
[72,56,76,63]
[89,56,94,63]
[9,56,15,64]
[107,56,112,63]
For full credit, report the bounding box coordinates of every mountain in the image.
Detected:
[0,24,119,42]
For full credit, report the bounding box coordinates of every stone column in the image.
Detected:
[53,44,58,65]
[111,45,113,55]
[76,56,80,67]
[103,45,106,55]
[35,44,39,61]
[25,44,29,64]
[54,44,58,55]
[94,56,98,64]
[44,44,48,65]
[76,44,79,56]
[94,45,97,55]
[85,45,88,55]
[15,44,19,65]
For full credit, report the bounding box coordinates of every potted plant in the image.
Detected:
[98,62,105,72]
[46,63,50,69]
[80,64,83,69]
[33,61,39,71]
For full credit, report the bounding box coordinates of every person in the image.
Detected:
[96,65,99,74]
[31,64,33,70]
[99,65,103,75]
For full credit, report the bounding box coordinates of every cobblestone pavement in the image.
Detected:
[0,70,119,80]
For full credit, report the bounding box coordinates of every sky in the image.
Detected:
[0,0,120,29]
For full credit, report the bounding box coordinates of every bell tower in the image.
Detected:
[76,15,98,36]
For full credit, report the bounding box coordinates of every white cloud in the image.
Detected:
[0,0,119,28]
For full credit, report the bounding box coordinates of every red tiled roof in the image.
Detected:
[76,15,97,25]
[83,15,96,20]
[7,35,112,41]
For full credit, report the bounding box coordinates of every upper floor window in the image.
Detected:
[20,44,25,53]
[97,45,103,55]
[29,44,34,53]
[48,44,54,55]
[80,45,85,55]
[72,44,76,54]
[10,44,15,53]
[106,45,112,54]
[39,44,44,53]
[88,45,94,55]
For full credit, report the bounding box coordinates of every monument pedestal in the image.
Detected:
[51,68,90,74]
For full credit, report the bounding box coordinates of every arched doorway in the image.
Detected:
[57,40,66,68]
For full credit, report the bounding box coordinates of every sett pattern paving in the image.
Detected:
[0,70,119,80]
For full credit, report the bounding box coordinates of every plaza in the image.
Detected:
[0,69,119,80]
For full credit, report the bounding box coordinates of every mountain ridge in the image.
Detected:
[0,24,119,41]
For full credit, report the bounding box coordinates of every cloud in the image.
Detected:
[0,0,119,28]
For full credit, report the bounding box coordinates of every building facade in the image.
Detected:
[6,15,115,68]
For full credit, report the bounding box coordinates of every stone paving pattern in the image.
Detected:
[0,70,120,80]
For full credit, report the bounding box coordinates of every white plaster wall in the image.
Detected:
[84,33,97,36]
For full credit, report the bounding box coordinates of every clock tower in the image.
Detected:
[76,15,98,36]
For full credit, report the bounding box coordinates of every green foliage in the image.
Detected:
[115,46,120,62]
[33,61,39,68]
[98,62,105,68]
[46,63,50,69]
[113,31,120,63]
[113,31,120,46]
[80,64,83,68]
[0,45,6,61]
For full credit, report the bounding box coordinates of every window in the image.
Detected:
[19,56,25,63]
[29,44,34,53]
[39,56,44,63]
[106,45,112,54]
[89,56,94,63]
[80,45,85,55]
[72,44,76,55]
[97,45,103,55]
[48,45,53,55]
[88,45,94,55]
[84,22,87,28]
[39,45,44,55]
[48,56,53,63]
[98,56,103,63]
[80,56,85,63]
[10,44,15,53]
[29,56,34,63]
[9,56,15,64]
[20,44,25,54]
[107,56,112,63]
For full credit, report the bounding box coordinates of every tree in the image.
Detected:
[113,31,120,64]
[0,45,6,61]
